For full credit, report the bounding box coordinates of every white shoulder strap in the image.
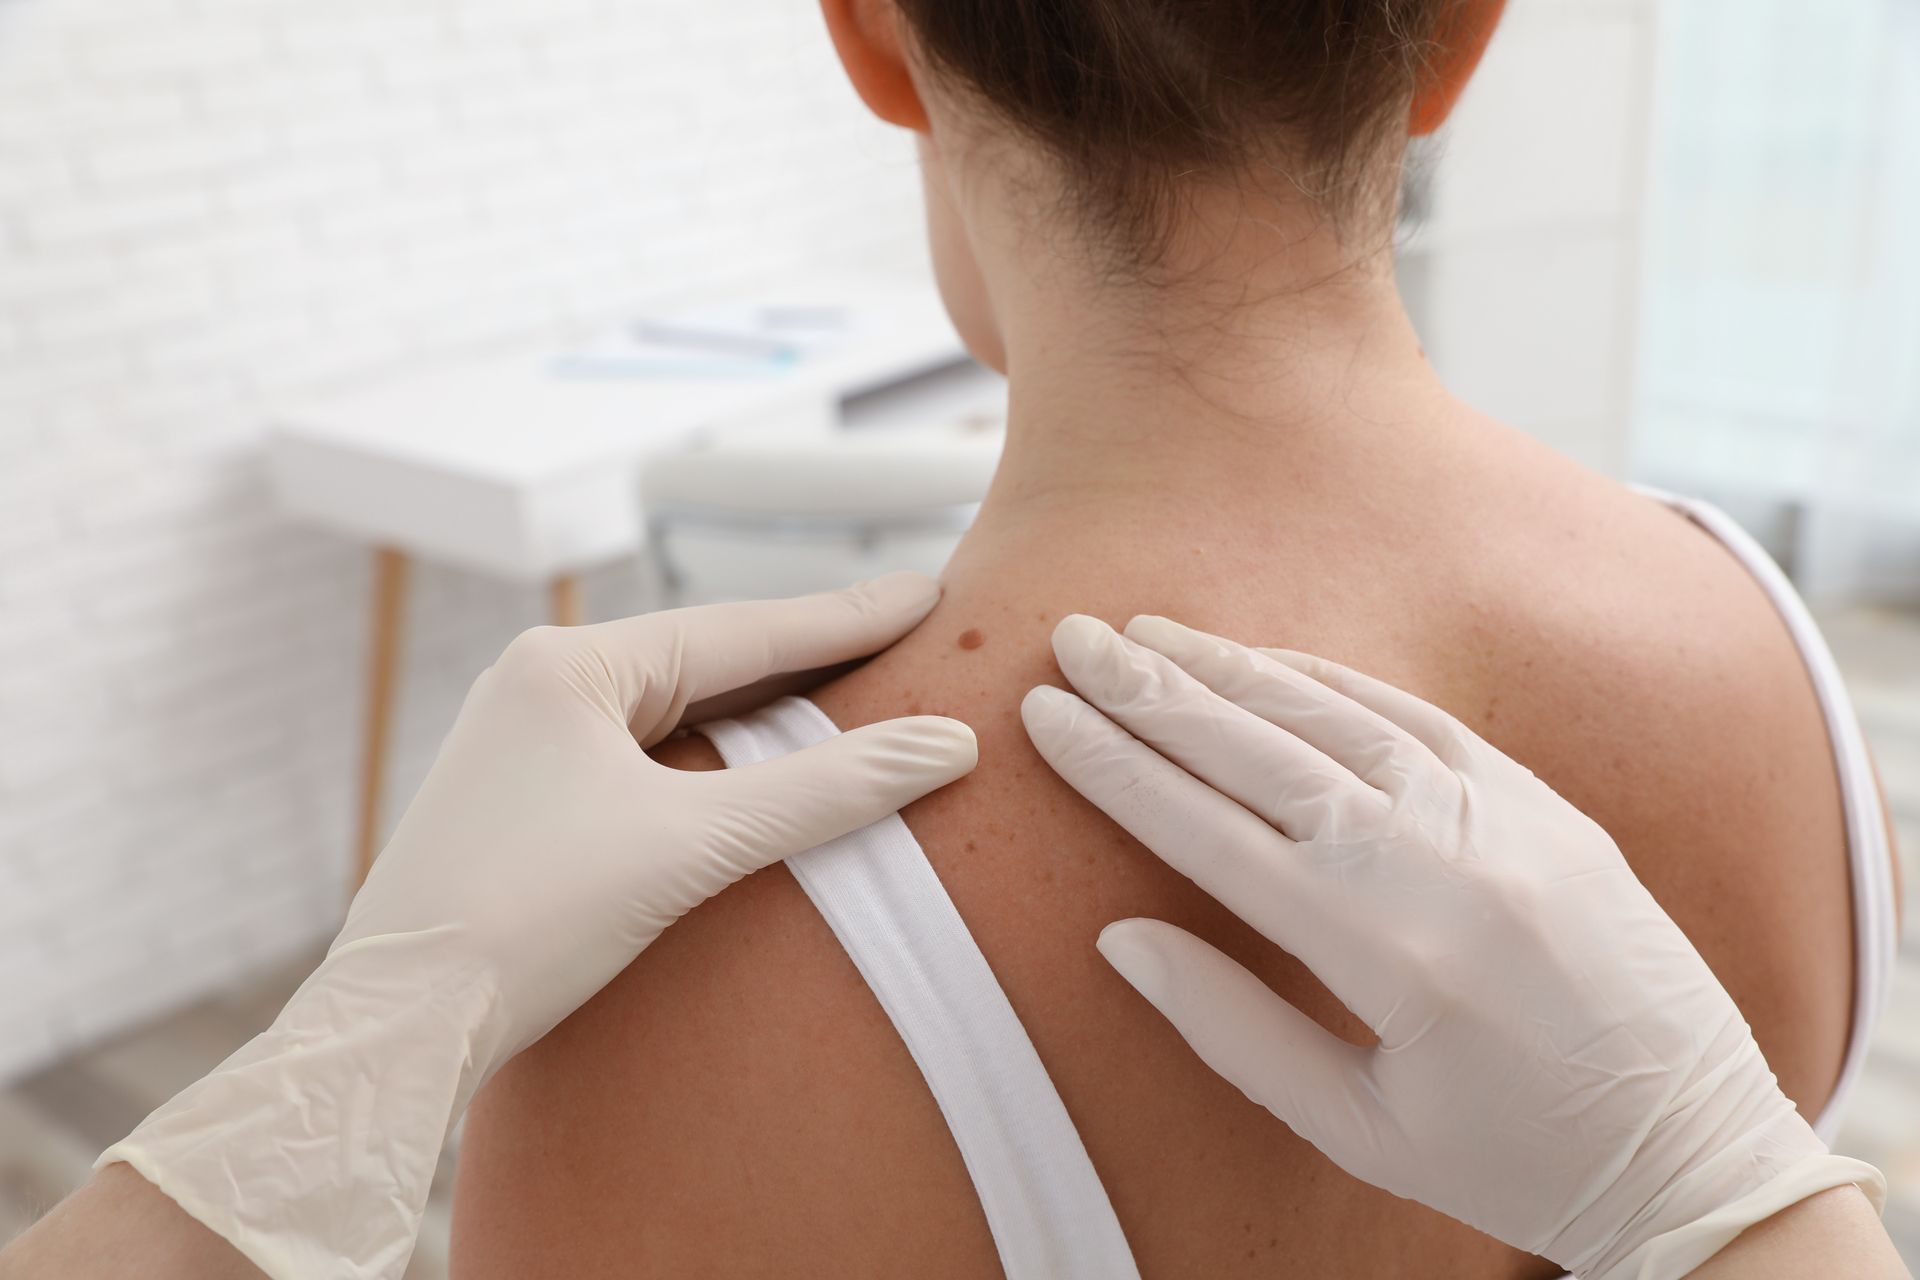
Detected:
[701,697,1140,1280]
[1634,484,1898,1142]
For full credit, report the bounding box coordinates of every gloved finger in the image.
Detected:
[684,713,978,880]
[1050,614,1386,840]
[1122,616,1449,801]
[675,657,864,730]
[587,571,943,745]
[1098,918,1385,1175]
[1027,686,1406,1028]
[1028,685,1342,938]
[1253,646,1480,770]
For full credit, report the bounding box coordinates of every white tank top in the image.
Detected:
[699,489,1895,1279]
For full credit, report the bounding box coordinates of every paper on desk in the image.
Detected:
[553,300,863,378]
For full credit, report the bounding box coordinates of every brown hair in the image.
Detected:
[893,0,1464,266]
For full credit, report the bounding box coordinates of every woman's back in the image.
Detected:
[449,5,1871,1269]
[449,417,1858,1278]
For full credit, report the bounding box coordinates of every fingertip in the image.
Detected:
[1052,615,1153,705]
[849,570,943,622]
[887,712,978,778]
[1021,681,1076,725]
[1021,684,1101,757]
[1120,614,1180,646]
[1096,916,1149,952]
[1050,613,1115,666]
[936,714,980,775]
[1097,918,1174,1006]
[1122,614,1216,667]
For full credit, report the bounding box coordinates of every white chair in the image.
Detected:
[641,421,1003,604]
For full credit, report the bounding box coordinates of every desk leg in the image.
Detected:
[354,547,410,893]
[550,573,584,626]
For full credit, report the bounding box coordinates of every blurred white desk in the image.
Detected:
[266,279,974,885]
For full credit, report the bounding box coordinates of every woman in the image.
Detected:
[452,2,1895,1276]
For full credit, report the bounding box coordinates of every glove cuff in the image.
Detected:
[94,932,506,1280]
[1545,1009,1844,1280]
[1582,1151,1885,1280]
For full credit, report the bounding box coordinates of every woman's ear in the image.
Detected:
[820,0,930,132]
[1410,0,1508,136]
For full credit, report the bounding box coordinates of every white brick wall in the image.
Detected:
[0,0,927,1080]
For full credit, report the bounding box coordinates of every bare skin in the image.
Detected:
[446,5,1870,1276]
[450,390,1860,1278]
[0,1165,261,1280]
[1691,1188,1907,1279]
[449,214,1871,1280]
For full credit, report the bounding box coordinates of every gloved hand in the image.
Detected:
[1022,614,1884,1280]
[97,573,978,1280]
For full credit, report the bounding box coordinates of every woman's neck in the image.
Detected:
[950,237,1462,580]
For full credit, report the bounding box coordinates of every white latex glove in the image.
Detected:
[97,573,978,1280]
[1021,614,1885,1280]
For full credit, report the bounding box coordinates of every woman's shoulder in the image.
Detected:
[1451,467,1856,1114]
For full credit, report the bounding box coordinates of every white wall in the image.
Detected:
[1632,0,1920,599]
[0,0,926,1080]
[1401,0,1658,477]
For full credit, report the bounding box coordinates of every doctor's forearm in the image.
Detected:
[1684,1185,1908,1279]
[0,1162,264,1280]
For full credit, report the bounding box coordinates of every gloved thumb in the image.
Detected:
[690,714,978,876]
[1098,918,1386,1172]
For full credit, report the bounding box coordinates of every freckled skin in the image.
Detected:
[454,458,1859,1280]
